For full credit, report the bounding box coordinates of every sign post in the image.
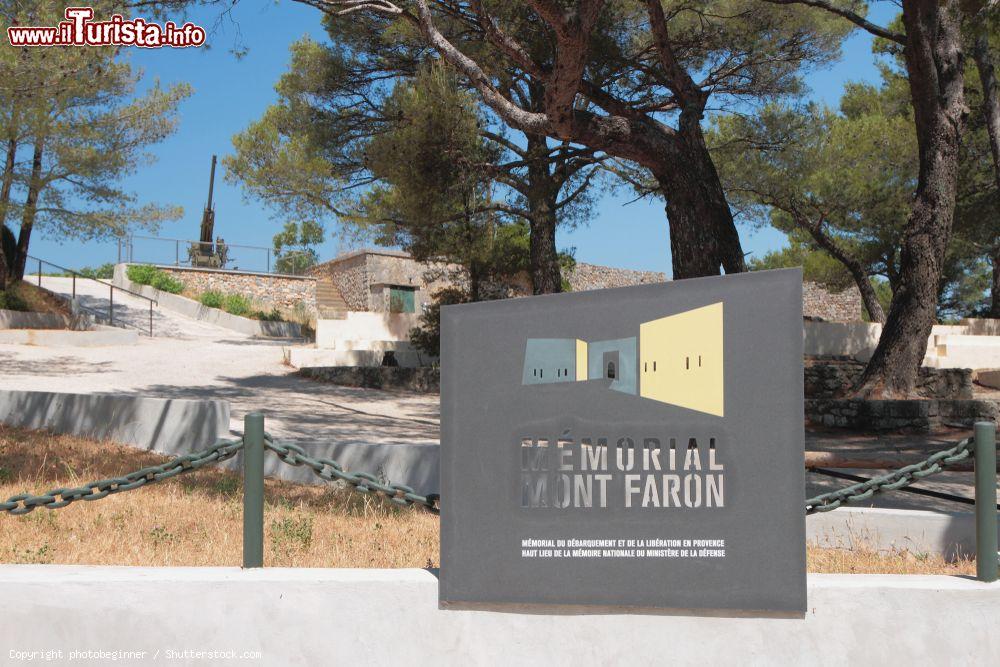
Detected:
[440,269,805,613]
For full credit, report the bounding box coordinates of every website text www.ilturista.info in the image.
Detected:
[6,7,206,48]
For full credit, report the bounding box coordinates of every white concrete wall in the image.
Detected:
[927,334,1000,369]
[807,507,998,560]
[804,320,1000,369]
[803,321,882,360]
[316,311,420,348]
[113,265,301,339]
[1,567,997,665]
[0,390,229,457]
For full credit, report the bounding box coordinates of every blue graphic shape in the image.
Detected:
[522,339,578,385]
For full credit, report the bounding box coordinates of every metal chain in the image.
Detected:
[806,437,975,514]
[0,438,245,516]
[0,428,977,519]
[263,433,440,514]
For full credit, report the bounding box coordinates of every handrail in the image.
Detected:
[28,255,157,305]
[28,255,158,337]
[122,234,315,275]
[128,233,272,253]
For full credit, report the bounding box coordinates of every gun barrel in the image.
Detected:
[206,154,217,211]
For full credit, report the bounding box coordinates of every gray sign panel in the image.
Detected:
[440,269,805,613]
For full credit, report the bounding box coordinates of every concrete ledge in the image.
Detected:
[807,507,999,560]
[0,390,229,456]
[976,369,1000,390]
[0,327,138,347]
[0,567,997,664]
[0,308,70,330]
[113,265,301,339]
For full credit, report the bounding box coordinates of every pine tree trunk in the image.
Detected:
[972,24,1000,320]
[525,133,563,295]
[13,139,43,282]
[657,125,746,279]
[0,134,16,290]
[855,0,966,397]
[801,222,886,323]
[852,272,886,324]
[658,124,746,279]
[527,196,562,294]
[991,246,1000,318]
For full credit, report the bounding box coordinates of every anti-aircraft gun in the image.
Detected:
[187,155,228,269]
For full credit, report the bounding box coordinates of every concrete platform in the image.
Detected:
[0,566,997,665]
[0,326,137,347]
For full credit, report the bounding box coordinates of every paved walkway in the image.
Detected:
[7,277,439,446]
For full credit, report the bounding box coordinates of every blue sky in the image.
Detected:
[27,1,898,276]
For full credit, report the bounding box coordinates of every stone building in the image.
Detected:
[309,249,669,316]
[309,248,864,321]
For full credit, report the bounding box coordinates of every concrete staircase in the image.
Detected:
[315,278,349,319]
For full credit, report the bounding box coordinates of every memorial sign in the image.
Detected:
[439,269,806,612]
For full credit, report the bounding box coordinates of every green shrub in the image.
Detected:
[221,293,253,317]
[126,264,156,285]
[253,308,283,322]
[197,290,286,322]
[198,290,223,308]
[150,272,184,294]
[78,263,115,280]
[126,264,184,294]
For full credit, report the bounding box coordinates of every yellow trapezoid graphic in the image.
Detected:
[639,302,724,417]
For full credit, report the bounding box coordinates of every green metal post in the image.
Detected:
[974,421,998,583]
[243,412,265,568]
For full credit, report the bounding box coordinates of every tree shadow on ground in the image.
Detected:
[0,353,115,376]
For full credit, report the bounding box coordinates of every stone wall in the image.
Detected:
[805,358,973,399]
[154,265,316,314]
[313,251,671,313]
[803,282,863,322]
[805,398,998,432]
[566,263,666,291]
[299,366,440,392]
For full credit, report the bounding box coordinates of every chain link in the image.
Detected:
[806,437,975,514]
[262,433,440,514]
[0,438,245,516]
[0,427,978,520]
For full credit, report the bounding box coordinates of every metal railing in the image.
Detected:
[29,255,159,337]
[119,235,316,276]
[0,413,995,580]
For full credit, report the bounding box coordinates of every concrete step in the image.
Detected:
[315,280,349,311]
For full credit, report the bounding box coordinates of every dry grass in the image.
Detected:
[807,545,975,575]
[5,281,71,316]
[0,426,980,574]
[0,425,438,567]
